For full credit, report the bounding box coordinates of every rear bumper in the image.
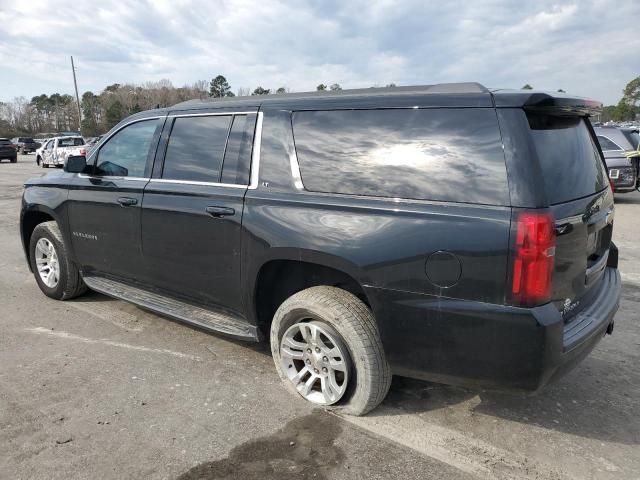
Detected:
[367,267,621,392]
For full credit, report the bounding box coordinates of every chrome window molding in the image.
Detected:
[148,178,247,189]
[289,151,304,190]
[78,174,150,181]
[248,112,263,189]
[168,111,256,118]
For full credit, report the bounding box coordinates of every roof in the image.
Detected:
[125,82,603,121]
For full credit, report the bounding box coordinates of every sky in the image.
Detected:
[0,0,638,105]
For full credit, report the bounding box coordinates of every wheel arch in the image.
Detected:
[21,206,61,270]
[250,253,371,340]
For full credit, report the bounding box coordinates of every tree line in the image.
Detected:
[1,75,637,138]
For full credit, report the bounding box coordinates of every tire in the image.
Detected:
[270,286,391,416]
[36,156,41,166]
[10,156,17,163]
[29,221,87,300]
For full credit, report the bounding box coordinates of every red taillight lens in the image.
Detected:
[609,178,615,192]
[79,148,87,155]
[511,211,555,306]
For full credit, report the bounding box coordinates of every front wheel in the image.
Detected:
[270,286,391,416]
[29,221,87,300]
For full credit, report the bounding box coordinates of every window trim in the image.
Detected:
[596,135,624,152]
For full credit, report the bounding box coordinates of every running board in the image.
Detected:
[82,275,258,341]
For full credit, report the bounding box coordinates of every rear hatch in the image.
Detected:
[526,113,613,320]
[0,139,15,155]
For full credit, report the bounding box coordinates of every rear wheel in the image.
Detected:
[270,286,391,416]
[10,156,17,163]
[29,221,87,300]
[36,156,41,166]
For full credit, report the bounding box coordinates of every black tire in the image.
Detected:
[29,221,87,300]
[270,286,391,416]
[36,156,41,166]
[10,156,17,163]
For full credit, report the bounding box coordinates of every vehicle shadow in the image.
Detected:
[614,192,640,204]
[377,355,639,445]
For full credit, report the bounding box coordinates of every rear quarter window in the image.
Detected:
[527,114,608,205]
[292,108,508,205]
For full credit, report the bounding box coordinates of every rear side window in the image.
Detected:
[527,114,608,204]
[162,115,231,182]
[221,114,256,185]
[596,135,622,151]
[292,108,508,205]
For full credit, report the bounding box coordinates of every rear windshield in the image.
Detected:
[0,139,11,145]
[20,138,35,143]
[292,108,509,205]
[622,130,640,150]
[527,114,608,204]
[58,137,85,147]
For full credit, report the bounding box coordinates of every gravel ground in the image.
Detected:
[1,155,638,480]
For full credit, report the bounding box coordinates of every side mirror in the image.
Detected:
[64,155,87,173]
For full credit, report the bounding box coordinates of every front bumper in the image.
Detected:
[367,267,621,392]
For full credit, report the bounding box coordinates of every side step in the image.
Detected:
[82,275,258,341]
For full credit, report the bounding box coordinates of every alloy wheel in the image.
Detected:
[280,321,350,405]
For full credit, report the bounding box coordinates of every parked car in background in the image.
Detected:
[35,139,52,167]
[20,84,620,415]
[595,126,640,193]
[11,137,39,154]
[39,136,86,168]
[0,138,17,163]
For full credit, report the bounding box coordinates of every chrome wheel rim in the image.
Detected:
[35,238,60,288]
[280,321,350,405]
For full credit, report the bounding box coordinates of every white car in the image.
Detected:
[38,136,86,168]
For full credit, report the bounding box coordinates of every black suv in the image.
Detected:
[20,84,621,415]
[0,138,17,162]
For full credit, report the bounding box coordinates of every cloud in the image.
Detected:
[0,0,637,104]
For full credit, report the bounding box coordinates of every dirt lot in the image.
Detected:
[1,156,639,480]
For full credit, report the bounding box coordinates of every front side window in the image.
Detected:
[162,115,232,182]
[95,119,161,177]
[292,108,508,205]
[596,135,622,151]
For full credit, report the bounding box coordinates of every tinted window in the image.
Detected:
[58,137,85,147]
[622,130,640,150]
[292,109,508,205]
[162,115,231,182]
[596,135,622,151]
[528,114,607,204]
[96,119,161,177]
[221,114,256,185]
[0,139,10,145]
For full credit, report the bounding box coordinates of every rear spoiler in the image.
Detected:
[492,91,603,116]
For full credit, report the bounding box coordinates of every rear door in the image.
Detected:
[67,117,164,279]
[517,112,613,316]
[140,110,257,313]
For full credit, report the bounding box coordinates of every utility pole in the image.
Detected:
[70,56,82,135]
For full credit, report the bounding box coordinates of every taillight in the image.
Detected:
[511,211,555,307]
[79,148,87,155]
[609,178,615,192]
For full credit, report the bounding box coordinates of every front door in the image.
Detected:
[67,117,164,280]
[140,111,257,313]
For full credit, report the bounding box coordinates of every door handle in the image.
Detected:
[205,206,235,218]
[117,197,138,207]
